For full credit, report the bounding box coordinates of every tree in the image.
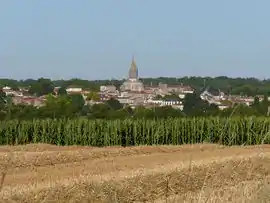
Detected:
[253,96,260,106]
[108,109,130,119]
[0,90,7,120]
[154,106,183,118]
[105,98,123,111]
[29,78,54,96]
[182,92,220,116]
[69,94,85,114]
[222,104,259,117]
[259,95,269,116]
[206,103,220,116]
[89,103,111,119]
[0,90,6,108]
[86,92,100,101]
[182,93,203,116]
[58,87,67,95]
[8,104,39,120]
[40,94,73,118]
[133,107,155,119]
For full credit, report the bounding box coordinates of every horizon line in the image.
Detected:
[0,75,269,81]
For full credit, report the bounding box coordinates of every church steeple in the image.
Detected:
[128,55,138,80]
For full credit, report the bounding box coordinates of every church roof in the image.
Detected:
[128,56,138,79]
[131,55,137,69]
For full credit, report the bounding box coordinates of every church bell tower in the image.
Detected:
[128,55,138,80]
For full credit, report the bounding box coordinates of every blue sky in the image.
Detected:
[0,1,270,80]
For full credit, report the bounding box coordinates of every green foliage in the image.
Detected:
[88,103,111,119]
[69,94,85,113]
[0,90,6,108]
[163,94,181,101]
[40,94,73,118]
[1,91,269,120]
[1,117,270,146]
[133,107,155,119]
[9,104,40,120]
[86,92,100,101]
[182,92,215,116]
[58,87,67,95]
[1,75,270,119]
[2,76,270,97]
[105,98,123,110]
[28,78,54,96]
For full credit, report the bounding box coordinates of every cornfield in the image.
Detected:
[0,117,270,146]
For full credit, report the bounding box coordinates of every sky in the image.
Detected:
[0,1,270,80]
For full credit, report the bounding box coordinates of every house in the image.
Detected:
[66,86,83,94]
[100,85,117,93]
[117,96,134,105]
[2,86,11,91]
[12,96,46,108]
[2,86,23,97]
[157,83,194,96]
[53,86,61,95]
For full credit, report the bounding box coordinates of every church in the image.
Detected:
[120,56,144,92]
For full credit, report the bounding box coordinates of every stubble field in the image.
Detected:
[0,144,270,203]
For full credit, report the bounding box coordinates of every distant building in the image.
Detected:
[66,86,83,94]
[100,85,117,93]
[120,56,144,92]
[12,96,46,108]
[2,86,11,91]
[2,86,23,97]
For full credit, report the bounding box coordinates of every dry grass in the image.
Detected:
[0,144,270,202]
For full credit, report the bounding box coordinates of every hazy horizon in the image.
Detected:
[1,1,270,80]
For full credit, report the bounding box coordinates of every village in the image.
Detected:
[1,57,268,111]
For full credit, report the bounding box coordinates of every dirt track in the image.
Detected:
[0,144,270,202]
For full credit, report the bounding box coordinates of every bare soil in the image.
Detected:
[0,144,270,202]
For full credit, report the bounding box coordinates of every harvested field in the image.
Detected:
[0,144,270,203]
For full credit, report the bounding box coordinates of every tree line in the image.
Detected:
[1,76,270,96]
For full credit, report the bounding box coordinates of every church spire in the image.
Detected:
[128,55,138,80]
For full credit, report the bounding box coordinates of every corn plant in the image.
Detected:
[0,117,269,146]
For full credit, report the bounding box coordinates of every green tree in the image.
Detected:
[133,107,155,119]
[108,108,130,119]
[182,92,219,116]
[88,103,111,119]
[154,106,183,118]
[0,90,6,108]
[40,94,73,118]
[69,94,85,114]
[259,95,269,116]
[86,92,100,101]
[0,90,7,120]
[105,98,123,111]
[183,93,203,116]
[221,104,260,117]
[29,78,54,96]
[8,104,40,120]
[58,87,67,95]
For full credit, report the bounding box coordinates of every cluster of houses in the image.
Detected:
[200,89,268,110]
[1,58,268,110]
[2,86,46,107]
[1,83,266,111]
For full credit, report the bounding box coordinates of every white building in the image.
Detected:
[66,87,82,94]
